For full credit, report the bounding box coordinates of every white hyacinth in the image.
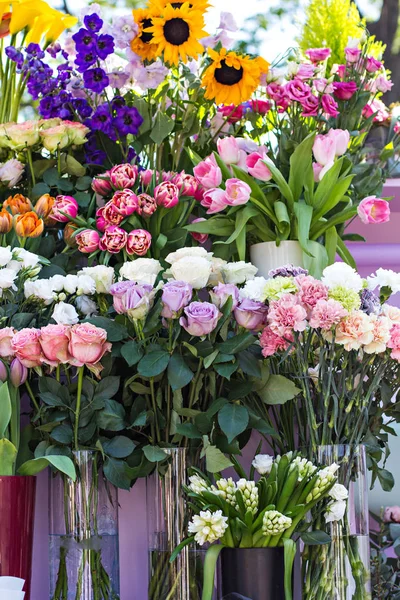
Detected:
[252,454,274,476]
[236,479,259,514]
[306,463,339,503]
[290,456,317,481]
[188,510,228,546]
[212,478,237,506]
[262,510,292,536]
[188,475,210,495]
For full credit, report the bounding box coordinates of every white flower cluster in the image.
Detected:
[236,479,259,515]
[188,474,210,495]
[212,478,237,506]
[262,510,292,536]
[188,509,228,546]
[324,484,349,524]
[306,463,340,503]
[0,247,42,297]
[119,258,163,286]
[322,263,364,292]
[290,456,318,481]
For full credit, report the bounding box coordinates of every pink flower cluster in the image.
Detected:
[0,323,111,377]
[312,129,350,180]
[217,99,272,124]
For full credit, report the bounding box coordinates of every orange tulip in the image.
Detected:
[14,211,44,238]
[0,209,12,233]
[3,193,32,215]
[63,221,78,247]
[0,12,11,38]
[34,193,54,218]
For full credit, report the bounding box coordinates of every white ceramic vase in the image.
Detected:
[250,241,304,278]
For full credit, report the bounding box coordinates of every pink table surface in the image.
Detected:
[29,182,400,600]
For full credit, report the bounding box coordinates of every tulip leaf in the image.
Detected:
[288,132,316,202]
[294,202,313,256]
[218,404,249,443]
[0,439,17,476]
[185,218,234,237]
[303,241,329,279]
[301,531,332,545]
[0,382,11,439]
[214,204,259,246]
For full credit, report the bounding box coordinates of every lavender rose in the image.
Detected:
[110,281,154,320]
[161,281,193,319]
[180,302,221,336]
[210,283,240,310]
[234,298,269,331]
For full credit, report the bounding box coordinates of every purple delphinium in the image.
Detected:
[83,67,109,93]
[114,105,143,136]
[96,33,115,60]
[360,288,381,315]
[84,13,103,33]
[269,264,309,278]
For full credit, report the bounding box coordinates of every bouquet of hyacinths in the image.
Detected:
[172,452,341,600]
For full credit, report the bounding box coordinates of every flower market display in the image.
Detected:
[0,0,399,599]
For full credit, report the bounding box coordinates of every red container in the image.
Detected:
[0,476,36,600]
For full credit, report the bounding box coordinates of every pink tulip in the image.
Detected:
[111,189,139,217]
[327,129,350,156]
[96,206,107,232]
[154,181,179,208]
[99,226,128,253]
[194,155,223,189]
[51,195,79,223]
[140,169,154,186]
[305,47,331,62]
[40,324,71,366]
[92,172,112,196]
[201,188,229,214]
[76,229,100,254]
[224,178,251,207]
[137,193,157,217]
[10,358,27,387]
[313,163,324,182]
[313,134,336,166]
[0,361,7,382]
[109,163,137,189]
[126,229,152,256]
[217,136,241,165]
[246,152,272,181]
[357,196,390,225]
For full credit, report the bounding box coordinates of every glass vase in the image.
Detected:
[302,445,371,600]
[147,448,210,600]
[48,451,120,600]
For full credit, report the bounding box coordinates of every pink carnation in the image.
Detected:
[388,323,400,361]
[309,299,347,330]
[335,311,374,351]
[268,294,308,337]
[295,275,329,310]
[260,326,292,357]
[364,315,391,355]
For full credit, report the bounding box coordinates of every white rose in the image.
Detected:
[64,274,79,295]
[329,484,349,502]
[0,158,24,187]
[75,295,98,317]
[78,265,114,294]
[0,267,17,290]
[325,500,347,523]
[252,454,274,475]
[12,248,40,269]
[169,256,212,289]
[208,257,228,287]
[322,263,363,292]
[119,258,163,285]
[0,246,13,267]
[49,275,66,293]
[165,247,213,265]
[24,279,55,305]
[240,277,268,302]
[52,301,79,325]
[222,261,258,285]
[77,275,96,296]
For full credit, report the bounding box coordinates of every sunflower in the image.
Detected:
[202,48,270,106]
[149,0,209,13]
[146,3,207,66]
[131,8,159,61]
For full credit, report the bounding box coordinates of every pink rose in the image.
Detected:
[344,47,361,63]
[76,229,100,254]
[285,79,311,102]
[217,136,241,165]
[321,94,339,117]
[201,188,228,214]
[51,195,79,223]
[68,323,112,374]
[305,47,331,62]
[109,163,137,190]
[224,178,251,206]
[154,181,179,208]
[111,189,139,217]
[0,327,15,359]
[99,226,127,253]
[137,193,157,217]
[194,155,223,190]
[246,152,272,181]
[327,129,350,156]
[388,324,400,361]
[11,328,43,368]
[357,196,390,225]
[301,95,319,117]
[313,134,336,166]
[366,56,382,73]
[126,229,152,256]
[333,81,357,100]
[260,326,292,357]
[92,172,112,196]
[140,169,154,186]
[190,218,208,244]
[96,206,107,232]
[384,506,400,523]
[40,324,71,366]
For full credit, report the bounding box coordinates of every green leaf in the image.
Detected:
[96,399,125,431]
[238,350,261,378]
[143,445,168,462]
[288,133,316,201]
[10,312,34,329]
[51,424,73,445]
[325,226,338,265]
[175,423,202,439]
[18,455,76,480]
[84,317,128,342]
[301,531,331,545]
[94,376,120,400]
[303,241,329,279]
[284,538,297,600]
[0,382,11,438]
[0,439,17,475]
[336,237,356,269]
[150,112,175,144]
[313,158,343,209]
[313,175,353,222]
[168,354,193,391]
[218,404,249,443]
[102,436,135,458]
[217,332,256,355]
[138,350,170,378]
[377,467,395,492]
[103,457,131,490]
[215,204,259,246]
[294,202,313,255]
[185,218,234,237]
[205,445,233,473]
[274,201,290,238]
[266,162,294,209]
[214,362,237,380]
[258,375,300,405]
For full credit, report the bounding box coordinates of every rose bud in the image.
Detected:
[4,193,32,215]
[99,226,128,254]
[126,229,152,256]
[10,358,28,387]
[35,193,55,218]
[111,189,139,217]
[109,163,137,190]
[14,211,44,238]
[137,193,157,217]
[64,222,78,247]
[0,327,15,359]
[234,298,269,331]
[0,360,7,383]
[0,209,12,233]
[75,229,100,253]
[51,195,79,223]
[154,181,179,209]
[92,171,112,196]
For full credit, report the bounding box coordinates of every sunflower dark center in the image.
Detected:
[140,18,154,44]
[171,1,193,6]
[163,18,190,45]
[214,60,244,86]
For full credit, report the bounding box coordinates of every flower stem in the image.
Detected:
[74,367,85,452]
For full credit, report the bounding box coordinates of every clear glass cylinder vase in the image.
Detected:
[146,448,207,600]
[302,444,371,600]
[48,451,120,600]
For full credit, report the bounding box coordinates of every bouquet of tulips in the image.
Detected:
[172,452,342,600]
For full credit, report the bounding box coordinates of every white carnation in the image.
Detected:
[77,275,96,296]
[119,258,163,285]
[240,277,268,302]
[252,454,274,475]
[222,261,258,285]
[325,500,347,523]
[165,247,213,265]
[0,246,13,267]
[322,263,363,292]
[368,268,400,294]
[169,256,212,289]
[75,295,98,317]
[78,265,114,294]
[329,484,349,502]
[52,301,79,325]
[382,304,400,325]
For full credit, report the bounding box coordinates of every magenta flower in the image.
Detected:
[305,47,331,62]
[357,196,390,225]
[285,79,311,102]
[126,229,152,256]
[321,94,339,117]
[333,81,357,100]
